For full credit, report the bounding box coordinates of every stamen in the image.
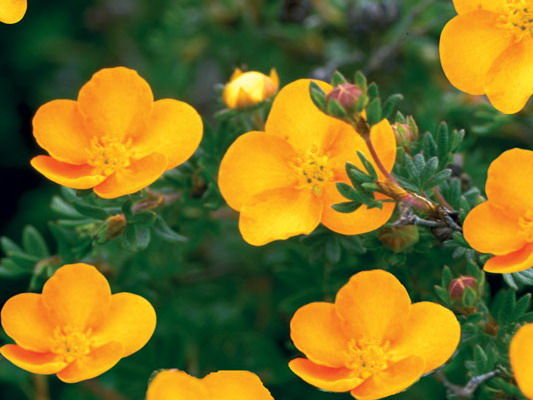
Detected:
[87,136,134,176]
[292,146,334,195]
[51,326,93,363]
[344,339,390,379]
[498,0,533,42]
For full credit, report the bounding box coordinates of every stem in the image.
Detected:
[81,380,130,400]
[435,369,500,399]
[33,375,50,400]
[364,136,399,186]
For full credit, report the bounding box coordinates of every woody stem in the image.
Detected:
[33,375,50,400]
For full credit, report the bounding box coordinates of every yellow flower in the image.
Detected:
[146,369,274,400]
[31,67,203,199]
[223,68,279,109]
[0,263,156,383]
[218,79,397,246]
[439,0,533,113]
[0,0,26,24]
[510,324,533,399]
[463,148,533,273]
[289,269,460,400]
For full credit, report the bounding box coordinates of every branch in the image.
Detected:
[435,369,500,399]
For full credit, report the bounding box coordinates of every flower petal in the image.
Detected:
[31,156,106,189]
[335,270,410,343]
[510,324,533,399]
[42,263,111,331]
[463,202,525,255]
[203,371,274,400]
[290,302,350,367]
[266,79,345,153]
[391,302,460,374]
[485,148,533,217]
[93,153,167,199]
[32,100,91,164]
[1,293,55,352]
[78,67,153,140]
[350,356,425,400]
[56,342,123,383]
[135,99,203,169]
[0,345,67,374]
[218,131,298,211]
[485,38,533,114]
[239,187,322,246]
[92,293,156,357]
[0,0,27,24]
[321,183,395,236]
[439,11,511,95]
[452,0,505,14]
[146,370,208,400]
[484,244,533,274]
[289,358,363,392]
[329,119,397,180]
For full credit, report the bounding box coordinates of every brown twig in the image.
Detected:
[33,375,50,400]
[81,379,131,400]
[435,369,500,399]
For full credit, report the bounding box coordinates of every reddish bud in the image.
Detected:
[448,276,477,300]
[103,214,127,240]
[326,83,363,110]
[392,122,418,150]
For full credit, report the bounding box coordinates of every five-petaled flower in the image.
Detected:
[218,79,397,246]
[0,0,26,24]
[463,148,533,273]
[223,68,279,109]
[0,263,156,383]
[31,67,203,199]
[146,369,274,400]
[510,323,533,399]
[289,269,460,400]
[439,0,533,114]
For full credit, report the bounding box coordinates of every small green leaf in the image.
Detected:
[153,217,188,243]
[354,71,367,92]
[22,226,49,258]
[310,81,327,111]
[331,70,347,86]
[356,152,377,180]
[366,98,382,126]
[332,201,361,213]
[382,94,403,119]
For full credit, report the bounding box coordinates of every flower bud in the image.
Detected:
[448,276,477,300]
[103,214,127,240]
[378,225,419,253]
[326,83,363,111]
[222,68,279,109]
[392,122,418,150]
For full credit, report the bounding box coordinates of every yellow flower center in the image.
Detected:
[51,326,93,363]
[344,339,390,379]
[292,147,334,195]
[87,136,134,176]
[518,210,533,242]
[499,0,533,41]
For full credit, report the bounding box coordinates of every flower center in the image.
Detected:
[87,136,133,176]
[292,147,334,195]
[51,326,93,363]
[498,0,533,41]
[344,339,390,379]
[518,210,533,242]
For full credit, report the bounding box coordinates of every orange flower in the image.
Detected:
[510,324,533,399]
[0,0,26,24]
[463,148,533,273]
[0,263,156,383]
[439,0,533,114]
[31,67,203,199]
[223,68,279,109]
[218,79,397,246]
[289,269,460,400]
[146,369,274,400]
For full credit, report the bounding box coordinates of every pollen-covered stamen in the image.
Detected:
[518,210,533,242]
[498,0,533,41]
[344,339,390,379]
[87,136,134,176]
[292,146,334,195]
[51,326,93,363]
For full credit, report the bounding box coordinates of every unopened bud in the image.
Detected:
[326,83,363,111]
[393,122,418,150]
[378,225,419,253]
[448,276,477,300]
[103,214,127,240]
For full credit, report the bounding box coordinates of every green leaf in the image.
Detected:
[366,98,382,126]
[367,82,379,99]
[382,94,403,119]
[1,237,22,254]
[473,345,489,373]
[71,201,109,220]
[309,81,327,111]
[22,226,49,258]
[153,217,188,243]
[441,266,453,288]
[331,70,347,86]
[346,163,374,184]
[122,225,151,251]
[354,71,367,92]
[332,201,361,213]
[356,152,378,180]
[326,99,347,118]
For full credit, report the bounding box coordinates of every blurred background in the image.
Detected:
[0,0,531,399]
